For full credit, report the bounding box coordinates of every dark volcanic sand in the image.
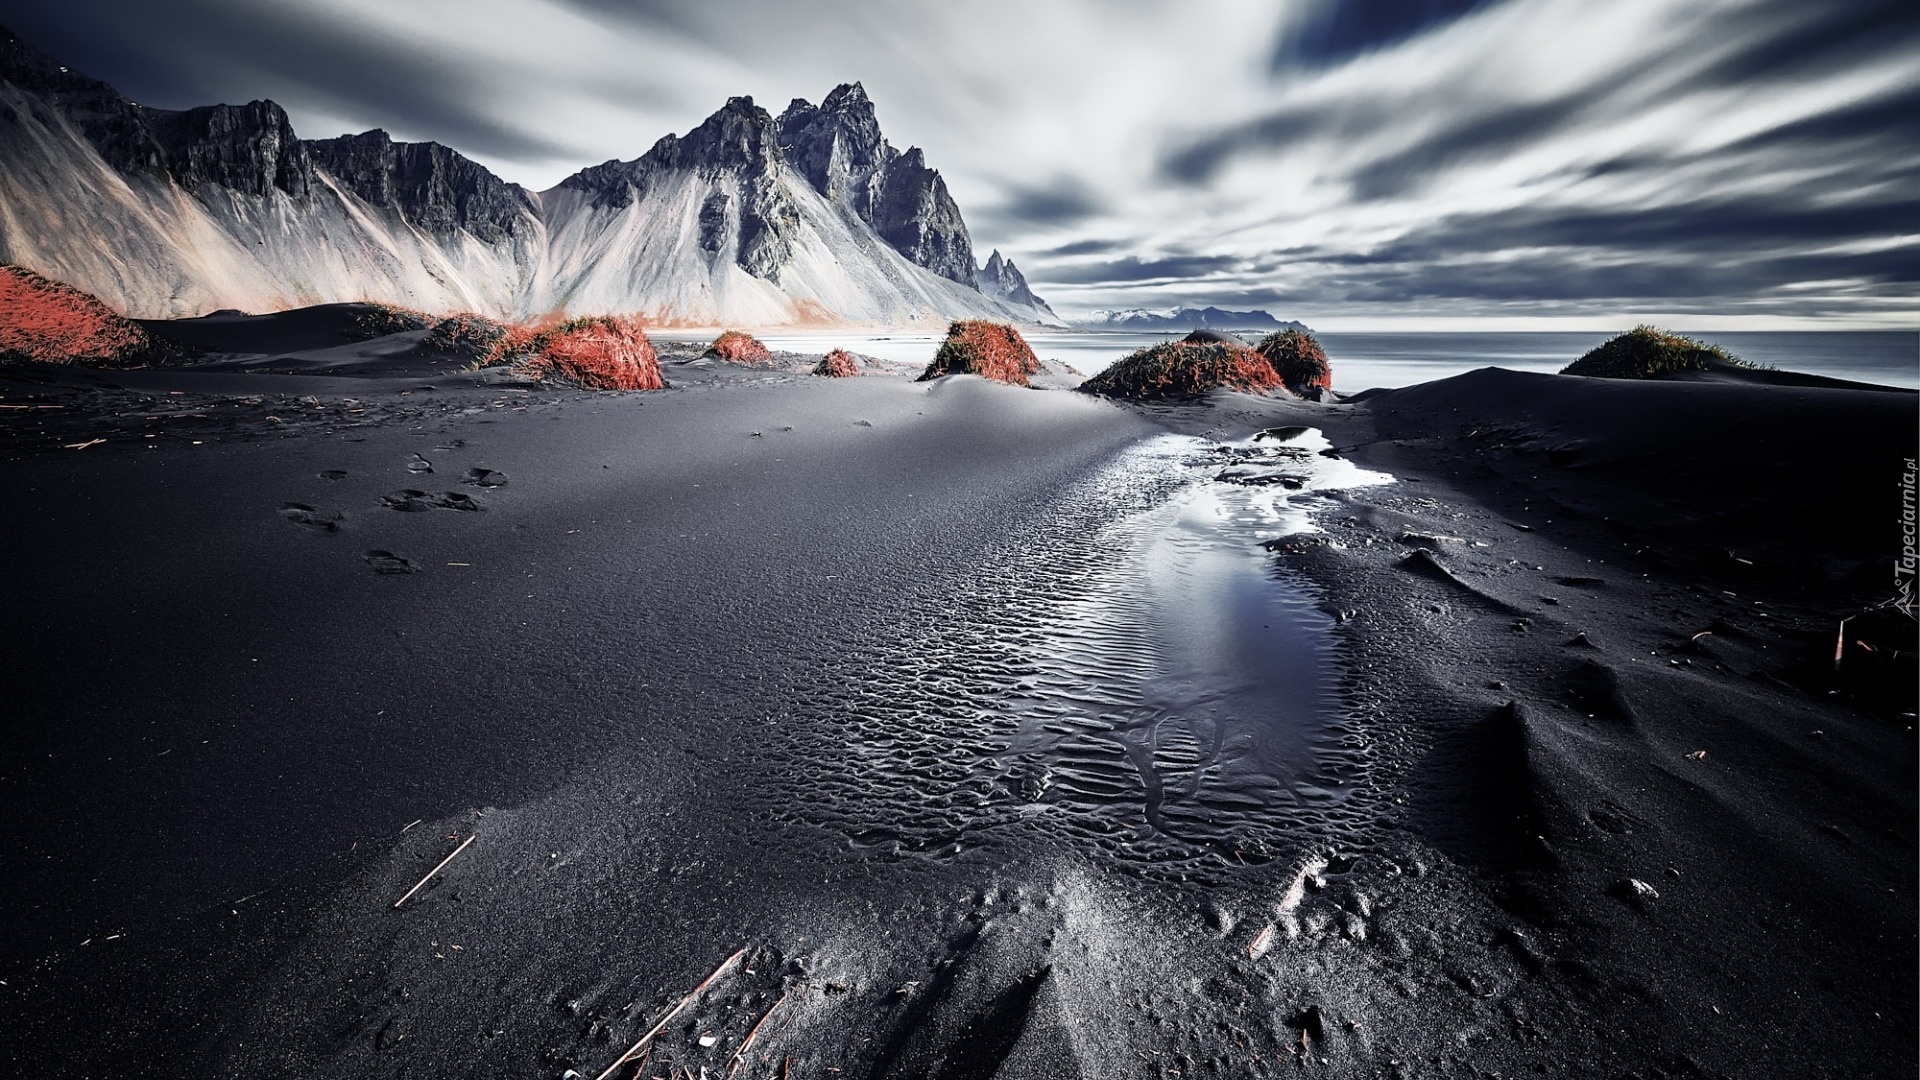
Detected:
[0,325,1914,1079]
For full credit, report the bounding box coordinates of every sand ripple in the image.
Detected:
[758,430,1393,883]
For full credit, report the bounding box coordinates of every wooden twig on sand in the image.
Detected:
[391,834,475,909]
[725,989,793,1079]
[592,947,748,1080]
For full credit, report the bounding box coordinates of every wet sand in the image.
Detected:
[0,323,1913,1078]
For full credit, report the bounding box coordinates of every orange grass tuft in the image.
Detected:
[0,265,180,367]
[516,315,665,390]
[917,321,1043,387]
[704,330,775,366]
[812,348,860,377]
[1080,339,1286,400]
[1253,329,1332,394]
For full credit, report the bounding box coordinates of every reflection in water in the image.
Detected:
[762,428,1393,880]
[1001,432,1391,862]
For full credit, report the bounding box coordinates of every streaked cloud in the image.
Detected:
[4,0,1913,325]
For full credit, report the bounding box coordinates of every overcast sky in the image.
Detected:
[5,0,1915,328]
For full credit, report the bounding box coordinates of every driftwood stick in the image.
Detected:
[391,834,474,909]
[725,990,792,1079]
[592,947,748,1080]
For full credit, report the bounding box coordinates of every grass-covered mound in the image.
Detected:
[917,321,1044,387]
[813,348,860,377]
[1562,326,1753,378]
[1079,339,1284,399]
[1254,328,1332,394]
[0,265,187,367]
[515,316,664,390]
[352,302,434,339]
[427,312,517,358]
[704,330,774,365]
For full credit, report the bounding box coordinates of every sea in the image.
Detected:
[749,330,1919,392]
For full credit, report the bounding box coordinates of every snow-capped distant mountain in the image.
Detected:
[1083,307,1308,332]
[0,25,1060,327]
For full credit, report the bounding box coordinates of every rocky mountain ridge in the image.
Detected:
[0,25,1056,325]
[976,249,1051,314]
[1084,306,1307,332]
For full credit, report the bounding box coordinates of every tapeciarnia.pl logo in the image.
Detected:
[1898,457,1916,618]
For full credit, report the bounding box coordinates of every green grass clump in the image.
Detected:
[1562,326,1756,378]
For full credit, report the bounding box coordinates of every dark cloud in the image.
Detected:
[1040,254,1240,285]
[976,176,1107,229]
[1691,0,1920,86]
[1342,193,1920,266]
[1036,237,1126,257]
[1159,106,1333,185]
[540,0,707,36]
[1293,244,1916,309]
[1037,182,1917,314]
[1273,0,1505,69]
[1724,83,1920,154]
[3,1,580,163]
[1345,95,1587,200]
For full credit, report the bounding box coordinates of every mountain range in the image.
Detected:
[1083,307,1309,332]
[0,25,1059,327]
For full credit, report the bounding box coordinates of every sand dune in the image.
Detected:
[0,331,1912,1078]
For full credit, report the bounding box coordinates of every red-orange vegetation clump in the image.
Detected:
[812,348,860,377]
[917,321,1044,387]
[1253,329,1332,394]
[1079,340,1286,399]
[517,316,665,390]
[704,330,774,365]
[0,265,177,367]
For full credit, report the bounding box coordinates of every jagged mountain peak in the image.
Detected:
[0,24,1059,325]
[821,81,871,111]
[976,248,1055,319]
[656,94,781,171]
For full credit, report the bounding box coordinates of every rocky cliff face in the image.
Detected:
[777,83,889,218]
[141,101,311,198]
[560,96,801,281]
[0,25,1057,325]
[870,147,975,286]
[305,129,536,243]
[776,83,977,286]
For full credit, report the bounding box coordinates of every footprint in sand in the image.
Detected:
[381,490,437,512]
[318,469,348,481]
[462,467,508,488]
[406,454,433,475]
[279,503,343,532]
[362,550,419,575]
[434,492,486,512]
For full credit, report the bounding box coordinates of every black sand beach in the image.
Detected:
[0,319,1913,1078]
